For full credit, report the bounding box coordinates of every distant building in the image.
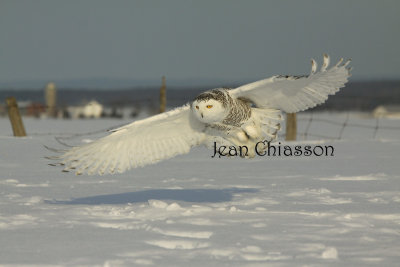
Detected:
[26,103,46,117]
[373,105,400,119]
[67,100,103,119]
[15,101,44,117]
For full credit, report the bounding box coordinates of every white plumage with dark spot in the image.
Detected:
[49,54,351,175]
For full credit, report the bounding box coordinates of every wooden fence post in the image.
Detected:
[160,76,166,113]
[45,82,57,117]
[285,113,297,141]
[6,97,27,137]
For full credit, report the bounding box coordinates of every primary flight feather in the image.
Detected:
[50,54,351,175]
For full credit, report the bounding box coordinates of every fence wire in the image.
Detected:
[293,112,400,140]
[2,104,400,142]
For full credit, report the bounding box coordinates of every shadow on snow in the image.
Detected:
[45,188,258,205]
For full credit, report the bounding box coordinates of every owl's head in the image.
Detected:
[191,89,229,123]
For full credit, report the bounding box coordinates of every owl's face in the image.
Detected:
[192,98,228,123]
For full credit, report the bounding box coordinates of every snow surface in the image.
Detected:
[0,112,400,266]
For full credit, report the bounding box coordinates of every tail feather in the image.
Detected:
[253,108,282,142]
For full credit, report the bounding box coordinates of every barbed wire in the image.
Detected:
[2,105,400,142]
[28,123,128,138]
[297,117,400,130]
[297,111,400,140]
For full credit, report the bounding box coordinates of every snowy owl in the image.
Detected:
[49,54,351,175]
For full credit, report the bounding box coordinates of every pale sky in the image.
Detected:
[0,0,399,88]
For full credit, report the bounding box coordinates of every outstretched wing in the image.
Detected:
[230,54,351,113]
[52,105,206,175]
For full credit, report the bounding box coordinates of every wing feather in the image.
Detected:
[55,105,206,175]
[230,55,351,113]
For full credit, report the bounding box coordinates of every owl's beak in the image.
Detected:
[201,113,203,118]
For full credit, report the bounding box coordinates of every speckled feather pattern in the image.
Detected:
[195,88,252,128]
[48,54,351,175]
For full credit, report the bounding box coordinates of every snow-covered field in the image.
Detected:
[0,112,399,266]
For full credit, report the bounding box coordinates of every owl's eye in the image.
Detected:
[195,106,199,109]
[206,105,213,109]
